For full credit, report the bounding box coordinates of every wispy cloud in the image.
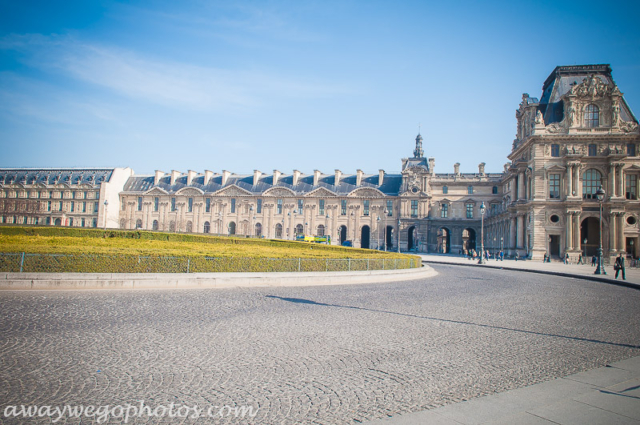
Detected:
[0,33,348,111]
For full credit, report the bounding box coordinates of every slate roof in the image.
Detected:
[0,169,113,186]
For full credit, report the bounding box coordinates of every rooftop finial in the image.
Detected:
[413,132,424,158]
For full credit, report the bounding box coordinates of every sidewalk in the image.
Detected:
[366,356,640,424]
[419,253,640,289]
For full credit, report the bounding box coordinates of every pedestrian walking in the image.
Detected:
[577,254,583,265]
[543,253,547,263]
[614,253,626,280]
[515,252,519,261]
[591,255,597,266]
[564,253,569,264]
[499,250,504,261]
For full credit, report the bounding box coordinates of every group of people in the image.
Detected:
[461,249,504,261]
[555,252,627,280]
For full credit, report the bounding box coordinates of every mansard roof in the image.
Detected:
[0,168,114,187]
[123,171,403,196]
[538,64,637,125]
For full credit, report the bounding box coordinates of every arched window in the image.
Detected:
[186,220,193,233]
[203,221,210,233]
[582,169,602,199]
[584,104,599,128]
[228,221,236,235]
[255,223,262,237]
[295,224,304,236]
[135,219,142,229]
[317,224,325,236]
[152,220,159,231]
[275,223,283,238]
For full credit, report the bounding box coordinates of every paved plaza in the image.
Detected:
[1,265,639,424]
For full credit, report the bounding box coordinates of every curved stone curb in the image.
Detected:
[424,260,640,291]
[0,265,437,290]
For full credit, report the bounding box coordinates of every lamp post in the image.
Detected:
[305,222,308,236]
[493,236,496,258]
[103,200,108,229]
[500,236,503,252]
[478,202,486,264]
[397,218,401,253]
[376,216,381,250]
[383,209,388,251]
[287,212,291,240]
[583,238,587,260]
[280,218,284,239]
[595,186,606,275]
[326,214,331,244]
[249,205,253,237]
[350,211,355,244]
[631,239,635,259]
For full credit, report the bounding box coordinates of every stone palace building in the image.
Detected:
[1,64,639,261]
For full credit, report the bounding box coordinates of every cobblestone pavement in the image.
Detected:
[1,265,639,424]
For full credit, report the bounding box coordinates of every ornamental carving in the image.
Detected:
[262,188,296,197]
[214,185,252,197]
[176,188,203,196]
[546,123,566,134]
[305,187,337,197]
[569,74,615,99]
[348,188,384,198]
[620,121,639,133]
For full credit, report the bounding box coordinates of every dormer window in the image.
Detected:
[584,104,599,128]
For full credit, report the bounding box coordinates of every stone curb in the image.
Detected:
[0,265,437,290]
[423,260,640,291]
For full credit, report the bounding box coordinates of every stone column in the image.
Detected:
[609,212,617,254]
[510,216,517,249]
[567,164,573,197]
[566,212,573,250]
[618,165,625,198]
[609,164,616,197]
[573,213,581,250]
[518,172,525,200]
[575,166,581,198]
[618,213,625,252]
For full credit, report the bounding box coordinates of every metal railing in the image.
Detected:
[0,253,419,274]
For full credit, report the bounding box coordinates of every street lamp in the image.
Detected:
[397,218,401,253]
[595,186,606,275]
[249,205,254,237]
[325,214,331,244]
[376,216,381,250]
[583,238,587,260]
[500,236,503,252]
[103,200,108,229]
[350,211,355,243]
[478,202,486,264]
[383,209,388,251]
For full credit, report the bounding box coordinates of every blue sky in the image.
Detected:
[1,0,639,176]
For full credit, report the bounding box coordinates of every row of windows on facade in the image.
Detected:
[550,143,636,158]
[1,201,100,213]
[0,190,100,199]
[129,197,403,218]
[548,171,637,200]
[1,216,98,227]
[441,186,499,195]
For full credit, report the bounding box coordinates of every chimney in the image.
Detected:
[428,158,435,176]
[478,162,486,176]
[356,169,364,187]
[253,170,262,186]
[170,170,181,185]
[154,170,164,186]
[204,170,213,185]
[454,163,460,176]
[335,169,342,186]
[273,170,282,185]
[187,170,197,186]
[313,170,321,186]
[221,170,231,186]
[293,170,301,186]
[378,169,385,186]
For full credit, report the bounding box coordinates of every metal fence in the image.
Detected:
[0,253,420,274]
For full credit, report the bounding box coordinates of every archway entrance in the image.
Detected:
[462,228,476,253]
[385,226,393,250]
[407,226,417,251]
[229,221,236,235]
[549,234,560,257]
[339,225,347,244]
[54,218,61,226]
[361,225,370,249]
[437,227,450,253]
[580,217,599,257]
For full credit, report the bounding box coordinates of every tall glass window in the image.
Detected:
[188,198,193,213]
[297,199,303,214]
[47,201,51,212]
[319,199,325,216]
[386,200,393,216]
[257,199,262,214]
[121,198,126,211]
[138,197,143,211]
[441,204,448,218]
[628,144,636,157]
[411,200,418,218]
[466,203,473,219]
[549,174,561,199]
[588,144,597,156]
[584,104,599,128]
[277,199,282,214]
[171,197,176,211]
[492,186,498,194]
[82,202,86,213]
[626,175,638,200]
[551,144,560,157]
[341,200,347,215]
[231,198,236,213]
[70,201,75,212]
[364,200,370,216]
[94,202,98,213]
[155,197,159,212]
[582,169,602,199]
[468,186,473,194]
[205,198,211,212]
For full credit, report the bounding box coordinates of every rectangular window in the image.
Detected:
[387,200,393,216]
[628,144,636,157]
[205,198,211,213]
[138,197,143,211]
[84,191,88,199]
[319,199,325,216]
[171,197,176,212]
[297,199,303,214]
[468,186,473,194]
[231,198,236,213]
[466,203,473,219]
[82,202,86,213]
[277,199,282,214]
[47,201,51,212]
[626,175,638,200]
[441,204,448,218]
[49,191,53,199]
[94,202,98,213]
[364,200,370,216]
[81,218,85,227]
[551,144,560,157]
[341,200,347,215]
[155,197,159,212]
[121,198,126,211]
[549,174,561,199]
[257,199,262,214]
[72,192,76,199]
[188,198,193,213]
[492,186,498,194]
[443,186,448,194]
[96,191,100,199]
[588,144,597,156]
[92,218,97,228]
[411,200,418,218]
[70,201,75,212]
[69,217,74,227]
